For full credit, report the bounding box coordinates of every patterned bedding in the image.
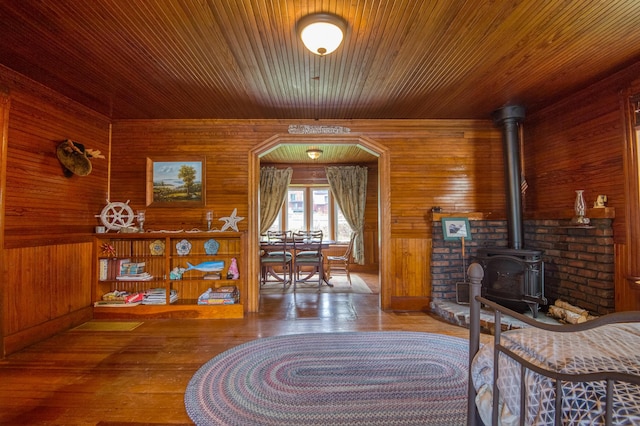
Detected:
[471,322,640,425]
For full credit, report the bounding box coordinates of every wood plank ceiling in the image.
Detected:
[0,0,639,162]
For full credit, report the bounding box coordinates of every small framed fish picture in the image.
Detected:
[442,217,472,241]
[146,157,205,207]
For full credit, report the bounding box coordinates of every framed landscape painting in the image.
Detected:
[146,157,205,207]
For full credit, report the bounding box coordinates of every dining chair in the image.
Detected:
[326,232,356,286]
[292,230,324,290]
[260,230,292,287]
[293,229,323,255]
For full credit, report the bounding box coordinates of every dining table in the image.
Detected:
[260,238,335,287]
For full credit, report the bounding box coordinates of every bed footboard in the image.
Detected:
[467,261,640,426]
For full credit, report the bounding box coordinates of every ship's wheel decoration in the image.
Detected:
[96,200,135,231]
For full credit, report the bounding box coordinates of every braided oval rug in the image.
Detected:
[185,331,469,425]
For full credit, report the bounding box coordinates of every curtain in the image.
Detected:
[259,167,292,234]
[326,165,367,264]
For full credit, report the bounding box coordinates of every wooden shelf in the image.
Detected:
[431,211,488,221]
[525,207,615,220]
[93,303,243,319]
[93,232,246,319]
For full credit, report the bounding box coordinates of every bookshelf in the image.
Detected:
[93,232,246,319]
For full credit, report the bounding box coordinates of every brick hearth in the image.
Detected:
[431,217,614,317]
[431,299,560,333]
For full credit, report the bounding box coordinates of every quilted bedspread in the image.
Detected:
[471,322,640,425]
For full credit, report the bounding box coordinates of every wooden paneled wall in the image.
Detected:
[0,65,111,356]
[0,59,505,354]
[0,67,111,244]
[110,121,503,233]
[526,61,640,311]
[110,119,503,312]
[2,54,640,355]
[3,243,94,355]
[525,77,628,242]
[4,56,640,358]
[358,123,506,239]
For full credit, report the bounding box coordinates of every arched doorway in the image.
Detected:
[247,133,391,312]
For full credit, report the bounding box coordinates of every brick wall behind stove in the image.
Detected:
[431,220,508,301]
[431,219,615,315]
[524,218,615,315]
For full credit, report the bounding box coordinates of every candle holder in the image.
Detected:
[137,210,146,232]
[571,190,590,225]
[206,211,214,231]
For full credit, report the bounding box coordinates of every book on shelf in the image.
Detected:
[116,258,131,276]
[198,298,237,305]
[99,258,131,280]
[116,272,153,281]
[198,286,239,304]
[142,288,178,305]
[209,285,238,297]
[120,261,146,275]
[214,285,237,293]
[94,300,142,307]
[99,259,109,281]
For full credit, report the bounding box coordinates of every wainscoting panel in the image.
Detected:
[3,242,93,355]
[393,238,432,296]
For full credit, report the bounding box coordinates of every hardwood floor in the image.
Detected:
[0,274,482,425]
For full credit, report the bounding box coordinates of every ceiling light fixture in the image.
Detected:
[298,13,347,56]
[306,148,323,160]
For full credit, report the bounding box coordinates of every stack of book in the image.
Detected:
[197,286,239,305]
[94,290,144,307]
[116,261,153,281]
[142,288,178,305]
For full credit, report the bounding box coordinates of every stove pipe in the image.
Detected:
[492,105,526,250]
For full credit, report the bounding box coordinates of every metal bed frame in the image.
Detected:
[467,262,640,426]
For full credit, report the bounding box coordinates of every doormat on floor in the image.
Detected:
[73,321,143,331]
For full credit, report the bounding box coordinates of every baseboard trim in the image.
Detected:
[389,296,431,312]
[3,307,92,357]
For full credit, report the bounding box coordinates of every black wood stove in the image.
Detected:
[475,105,547,316]
[475,247,545,316]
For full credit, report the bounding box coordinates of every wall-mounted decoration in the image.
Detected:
[288,124,351,134]
[56,139,105,177]
[96,200,136,231]
[442,217,472,241]
[146,157,205,207]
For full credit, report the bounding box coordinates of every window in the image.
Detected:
[271,185,349,242]
[310,188,329,236]
[335,205,351,242]
[287,188,305,231]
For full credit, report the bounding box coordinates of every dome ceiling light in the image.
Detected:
[306,147,323,160]
[297,13,347,56]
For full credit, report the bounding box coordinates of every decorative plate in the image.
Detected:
[176,239,192,256]
[149,239,165,256]
[204,239,220,255]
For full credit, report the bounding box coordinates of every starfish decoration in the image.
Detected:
[219,208,244,232]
